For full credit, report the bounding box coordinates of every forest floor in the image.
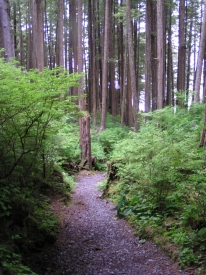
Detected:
[26,171,196,275]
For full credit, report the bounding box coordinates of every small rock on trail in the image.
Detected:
[27,172,185,275]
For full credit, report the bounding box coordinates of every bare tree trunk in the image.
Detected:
[56,0,64,67]
[109,0,116,121]
[151,0,158,111]
[186,1,194,106]
[118,0,124,124]
[126,0,139,131]
[87,0,93,113]
[79,114,92,170]
[145,0,152,112]
[0,0,14,60]
[126,67,133,127]
[31,0,38,68]
[194,0,206,102]
[166,0,174,106]
[69,0,78,95]
[157,0,165,109]
[121,42,128,128]
[78,0,92,170]
[92,0,98,126]
[177,0,186,106]
[100,0,110,131]
[36,0,44,71]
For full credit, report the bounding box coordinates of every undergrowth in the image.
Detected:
[104,104,206,273]
[0,59,80,274]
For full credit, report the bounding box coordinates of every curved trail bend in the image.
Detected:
[30,172,188,275]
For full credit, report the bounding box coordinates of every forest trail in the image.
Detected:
[28,172,189,275]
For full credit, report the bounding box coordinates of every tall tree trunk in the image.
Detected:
[92,0,98,126]
[87,0,93,114]
[126,67,133,127]
[13,1,17,58]
[69,0,78,95]
[36,0,44,71]
[118,0,124,124]
[56,0,64,67]
[18,1,24,66]
[194,0,206,102]
[78,0,92,169]
[31,0,38,68]
[186,1,194,106]
[109,0,116,121]
[64,0,68,69]
[0,0,14,60]
[177,0,186,106]
[166,0,174,106]
[151,0,158,111]
[126,0,139,131]
[121,42,128,128]
[145,0,152,112]
[157,0,165,109]
[100,0,110,131]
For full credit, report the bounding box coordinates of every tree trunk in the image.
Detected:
[31,0,38,69]
[121,43,128,128]
[109,0,116,121]
[145,0,152,112]
[166,0,174,107]
[151,0,158,111]
[0,0,14,60]
[78,0,92,170]
[100,0,110,131]
[126,0,139,131]
[79,114,92,170]
[194,0,206,102]
[157,0,165,109]
[186,1,194,106]
[56,0,64,67]
[92,0,97,127]
[177,0,186,106]
[36,0,44,71]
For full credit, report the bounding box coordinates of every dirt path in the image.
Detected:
[28,172,188,275]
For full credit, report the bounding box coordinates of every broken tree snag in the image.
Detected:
[79,113,92,170]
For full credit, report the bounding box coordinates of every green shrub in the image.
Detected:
[106,104,206,269]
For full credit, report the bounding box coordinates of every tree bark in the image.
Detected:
[177,0,186,106]
[166,0,174,106]
[56,0,64,67]
[100,0,110,131]
[126,0,139,131]
[78,0,92,170]
[145,0,152,112]
[194,0,206,102]
[36,0,44,71]
[79,114,92,170]
[92,0,97,127]
[151,0,158,111]
[0,0,14,60]
[157,0,165,110]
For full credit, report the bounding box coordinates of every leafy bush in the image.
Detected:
[98,127,129,157]
[0,245,37,275]
[0,59,81,274]
[54,118,81,164]
[106,105,206,270]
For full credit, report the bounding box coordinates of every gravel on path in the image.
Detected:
[28,172,191,275]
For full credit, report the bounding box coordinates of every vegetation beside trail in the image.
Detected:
[101,104,206,274]
[0,58,108,275]
[1,58,206,274]
[0,59,81,274]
